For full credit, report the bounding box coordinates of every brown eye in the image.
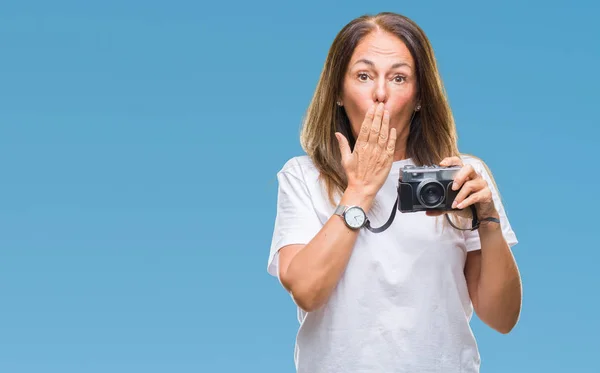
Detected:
[394,75,406,83]
[358,73,369,81]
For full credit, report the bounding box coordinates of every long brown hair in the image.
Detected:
[300,12,460,206]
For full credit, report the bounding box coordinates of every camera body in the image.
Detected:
[398,164,461,212]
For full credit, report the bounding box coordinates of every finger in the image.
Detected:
[335,132,352,160]
[378,109,390,148]
[455,188,492,210]
[451,164,477,191]
[440,156,463,167]
[356,103,376,148]
[386,127,397,157]
[452,178,486,209]
[369,103,385,145]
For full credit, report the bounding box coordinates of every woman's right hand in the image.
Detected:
[335,102,397,201]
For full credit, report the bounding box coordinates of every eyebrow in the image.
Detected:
[353,58,412,70]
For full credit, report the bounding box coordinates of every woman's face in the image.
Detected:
[340,30,419,143]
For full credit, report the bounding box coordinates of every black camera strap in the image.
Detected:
[365,197,399,233]
[364,195,500,233]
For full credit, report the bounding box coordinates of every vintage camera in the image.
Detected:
[398,164,461,212]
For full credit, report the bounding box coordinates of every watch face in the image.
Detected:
[345,206,366,228]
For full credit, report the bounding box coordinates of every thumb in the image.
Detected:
[335,132,351,160]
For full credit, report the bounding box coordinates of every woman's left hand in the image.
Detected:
[425,156,498,219]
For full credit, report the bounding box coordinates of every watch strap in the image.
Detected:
[334,204,347,216]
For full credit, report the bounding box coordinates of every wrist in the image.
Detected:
[341,187,375,213]
[477,210,501,231]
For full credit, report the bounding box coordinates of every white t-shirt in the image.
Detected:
[267,154,518,373]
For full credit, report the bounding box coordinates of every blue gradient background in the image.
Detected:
[0,1,597,372]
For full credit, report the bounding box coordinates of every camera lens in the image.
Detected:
[417,180,445,208]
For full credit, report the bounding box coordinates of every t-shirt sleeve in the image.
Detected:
[463,159,518,252]
[267,169,324,278]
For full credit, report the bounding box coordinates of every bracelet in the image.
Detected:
[478,216,501,225]
[446,205,501,231]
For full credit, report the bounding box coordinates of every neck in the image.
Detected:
[392,128,410,162]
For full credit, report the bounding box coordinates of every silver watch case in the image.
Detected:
[334,205,367,229]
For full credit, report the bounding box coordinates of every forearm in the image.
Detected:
[476,218,522,333]
[284,188,373,312]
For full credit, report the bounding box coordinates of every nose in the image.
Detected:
[373,78,388,104]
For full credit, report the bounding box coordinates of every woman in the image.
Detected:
[267,12,522,373]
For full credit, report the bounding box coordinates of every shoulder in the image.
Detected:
[277,155,319,179]
[459,153,504,197]
[459,153,493,176]
[275,155,329,205]
[459,153,485,168]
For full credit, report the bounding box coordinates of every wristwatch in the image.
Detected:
[334,205,367,230]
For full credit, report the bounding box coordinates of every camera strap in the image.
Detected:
[364,196,500,233]
[364,197,399,233]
